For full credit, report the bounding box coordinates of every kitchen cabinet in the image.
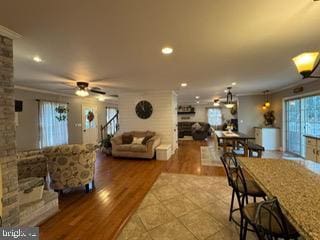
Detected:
[254,127,280,150]
[305,136,320,162]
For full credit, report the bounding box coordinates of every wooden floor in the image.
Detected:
[39,139,225,240]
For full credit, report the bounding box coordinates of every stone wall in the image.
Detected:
[0,34,19,226]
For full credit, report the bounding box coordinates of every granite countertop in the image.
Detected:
[239,157,320,240]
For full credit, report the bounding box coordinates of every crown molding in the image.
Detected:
[0,25,22,39]
[236,92,264,97]
[15,85,74,97]
[14,85,119,103]
[269,78,318,94]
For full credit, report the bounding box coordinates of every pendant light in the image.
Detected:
[225,87,234,109]
[292,52,320,79]
[263,90,270,108]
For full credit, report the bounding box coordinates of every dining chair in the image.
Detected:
[242,197,300,240]
[220,153,266,226]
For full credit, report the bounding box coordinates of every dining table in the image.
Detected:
[238,157,320,240]
[214,130,255,153]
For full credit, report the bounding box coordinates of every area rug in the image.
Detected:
[117,173,252,240]
[200,146,223,166]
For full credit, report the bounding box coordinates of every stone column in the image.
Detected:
[0,34,19,226]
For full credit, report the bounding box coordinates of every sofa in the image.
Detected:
[111,131,161,159]
[178,122,211,140]
[43,144,96,191]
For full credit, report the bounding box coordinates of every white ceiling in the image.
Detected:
[1,0,320,103]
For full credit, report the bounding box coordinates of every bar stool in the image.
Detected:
[242,197,300,240]
[220,153,266,224]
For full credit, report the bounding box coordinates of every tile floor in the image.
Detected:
[117,173,257,240]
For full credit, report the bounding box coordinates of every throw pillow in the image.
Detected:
[192,122,202,130]
[132,137,144,145]
[122,134,133,144]
[142,135,153,145]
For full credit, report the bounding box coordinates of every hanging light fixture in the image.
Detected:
[75,82,89,97]
[213,98,220,107]
[263,90,271,108]
[262,104,267,110]
[292,52,320,79]
[225,87,235,108]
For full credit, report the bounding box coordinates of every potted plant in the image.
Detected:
[264,110,275,127]
[99,134,113,155]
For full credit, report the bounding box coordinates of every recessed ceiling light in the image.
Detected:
[232,82,237,86]
[162,47,173,55]
[196,101,200,104]
[33,56,42,63]
[181,83,187,87]
[195,96,200,99]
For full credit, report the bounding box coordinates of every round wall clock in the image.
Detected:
[135,100,153,119]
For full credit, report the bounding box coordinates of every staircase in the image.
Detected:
[100,110,119,141]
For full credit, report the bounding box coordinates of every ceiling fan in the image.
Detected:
[75,81,119,100]
[75,81,103,96]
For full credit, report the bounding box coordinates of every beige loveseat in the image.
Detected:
[111,131,160,159]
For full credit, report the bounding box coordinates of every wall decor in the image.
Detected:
[55,105,69,121]
[293,86,304,94]
[178,105,195,114]
[135,100,153,119]
[87,111,95,122]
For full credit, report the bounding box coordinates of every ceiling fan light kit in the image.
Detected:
[75,89,89,97]
[75,82,90,97]
[292,52,320,79]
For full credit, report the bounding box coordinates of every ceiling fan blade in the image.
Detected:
[108,94,119,98]
[90,88,106,95]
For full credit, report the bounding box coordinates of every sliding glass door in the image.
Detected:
[285,99,301,156]
[285,94,320,157]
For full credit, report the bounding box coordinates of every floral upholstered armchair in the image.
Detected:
[43,144,96,192]
[17,149,48,180]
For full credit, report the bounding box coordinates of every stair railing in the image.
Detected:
[100,110,119,141]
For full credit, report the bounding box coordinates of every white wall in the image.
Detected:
[118,91,177,152]
[238,95,265,136]
[14,88,116,151]
[178,105,236,123]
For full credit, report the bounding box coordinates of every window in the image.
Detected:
[39,101,68,148]
[207,108,222,126]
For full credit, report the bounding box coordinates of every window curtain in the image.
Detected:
[106,107,118,135]
[207,108,223,129]
[39,101,69,148]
